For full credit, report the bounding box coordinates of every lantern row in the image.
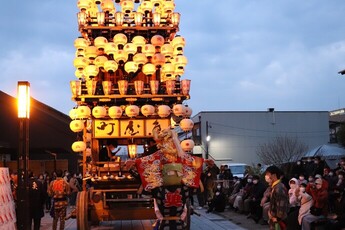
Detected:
[77,0,179,28]
[73,33,187,83]
[69,103,192,120]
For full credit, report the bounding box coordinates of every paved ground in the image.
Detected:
[40,206,269,230]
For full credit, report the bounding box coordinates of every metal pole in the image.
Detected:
[206,121,209,159]
[17,118,30,230]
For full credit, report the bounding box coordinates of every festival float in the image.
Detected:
[69,0,206,229]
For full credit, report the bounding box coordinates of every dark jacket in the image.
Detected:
[28,177,45,219]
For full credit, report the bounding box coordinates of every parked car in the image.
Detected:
[221,163,251,179]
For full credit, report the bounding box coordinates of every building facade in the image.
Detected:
[192,110,330,166]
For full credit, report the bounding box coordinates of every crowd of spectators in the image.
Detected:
[197,156,345,230]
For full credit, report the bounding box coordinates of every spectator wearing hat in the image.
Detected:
[301,178,328,230]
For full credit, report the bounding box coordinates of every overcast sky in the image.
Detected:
[1,1,345,115]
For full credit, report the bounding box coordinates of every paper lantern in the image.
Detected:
[108,106,123,118]
[157,105,171,118]
[163,0,175,13]
[125,105,140,117]
[77,0,92,11]
[77,106,91,119]
[113,33,128,47]
[134,12,143,26]
[104,60,118,72]
[69,108,78,119]
[101,0,115,12]
[75,69,85,79]
[85,46,98,59]
[151,35,165,47]
[141,104,155,117]
[184,106,193,118]
[72,141,87,152]
[172,36,186,49]
[143,44,155,57]
[104,42,117,56]
[121,0,134,14]
[114,50,128,63]
[74,38,89,51]
[174,55,188,68]
[161,62,174,77]
[94,36,108,50]
[173,104,186,117]
[73,57,89,70]
[124,42,137,55]
[151,0,162,7]
[152,53,165,67]
[161,43,174,58]
[94,55,108,69]
[181,139,195,152]
[70,120,85,132]
[124,61,139,74]
[142,63,156,76]
[132,36,146,49]
[133,53,148,65]
[92,106,107,118]
[179,118,194,132]
[83,64,99,78]
[141,0,153,12]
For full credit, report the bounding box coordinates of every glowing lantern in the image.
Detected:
[124,61,139,74]
[161,62,174,77]
[163,0,175,13]
[83,64,99,79]
[70,120,85,132]
[181,139,195,152]
[174,55,188,69]
[73,57,89,70]
[141,0,153,12]
[121,0,134,14]
[152,53,165,67]
[77,0,92,11]
[94,36,108,50]
[113,33,128,47]
[157,105,171,118]
[133,53,148,65]
[152,0,162,7]
[179,118,194,132]
[132,36,146,49]
[104,60,118,72]
[125,105,140,117]
[85,46,98,59]
[172,36,186,50]
[72,141,87,152]
[77,105,91,119]
[92,106,107,118]
[184,106,193,118]
[75,69,85,79]
[101,0,115,12]
[141,105,155,117]
[108,106,123,118]
[124,42,137,55]
[151,35,165,47]
[134,12,143,26]
[104,42,117,56]
[114,50,128,63]
[143,44,155,58]
[69,108,78,119]
[161,43,174,58]
[173,104,186,117]
[94,55,108,69]
[74,38,89,51]
[142,63,156,76]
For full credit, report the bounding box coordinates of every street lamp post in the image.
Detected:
[205,121,211,159]
[17,81,31,230]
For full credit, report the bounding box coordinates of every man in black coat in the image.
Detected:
[28,172,45,230]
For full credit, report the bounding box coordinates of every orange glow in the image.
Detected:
[128,144,137,158]
[17,81,30,118]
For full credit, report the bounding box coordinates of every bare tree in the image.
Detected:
[256,136,308,166]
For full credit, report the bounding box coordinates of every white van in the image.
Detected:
[221,163,251,179]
